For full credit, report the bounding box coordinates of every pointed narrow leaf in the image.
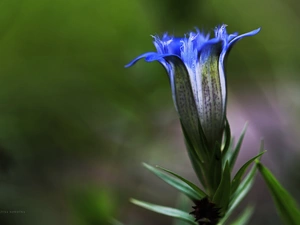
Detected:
[229,123,248,171]
[222,118,231,157]
[231,151,266,194]
[229,205,254,225]
[223,137,235,169]
[257,163,300,225]
[220,164,257,224]
[212,161,231,216]
[158,166,206,198]
[131,199,197,225]
[232,164,256,202]
[143,163,202,200]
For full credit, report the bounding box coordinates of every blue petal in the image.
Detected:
[197,37,220,52]
[167,37,182,56]
[227,32,238,41]
[225,27,261,51]
[125,52,160,68]
[125,51,181,68]
[214,24,229,40]
[153,34,182,56]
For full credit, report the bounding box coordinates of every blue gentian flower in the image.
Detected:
[126,25,259,149]
[126,25,260,192]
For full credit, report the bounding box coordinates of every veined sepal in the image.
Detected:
[165,55,210,161]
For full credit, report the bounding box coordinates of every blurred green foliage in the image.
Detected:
[0,0,299,225]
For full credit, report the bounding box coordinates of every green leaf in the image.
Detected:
[220,164,257,224]
[229,123,248,171]
[229,205,254,225]
[212,161,231,216]
[143,163,203,200]
[257,163,300,225]
[220,140,263,224]
[131,199,197,225]
[223,137,235,169]
[221,118,231,157]
[157,166,206,198]
[231,151,266,195]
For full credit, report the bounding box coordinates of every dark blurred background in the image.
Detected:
[0,0,299,224]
